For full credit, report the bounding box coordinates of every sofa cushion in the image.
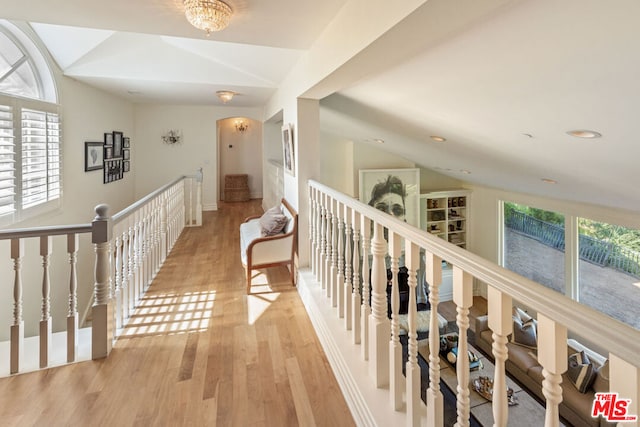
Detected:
[512,307,538,349]
[592,359,609,393]
[506,341,540,373]
[259,206,288,236]
[567,351,598,393]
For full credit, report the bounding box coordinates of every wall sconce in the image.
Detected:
[162,129,182,145]
[235,120,248,133]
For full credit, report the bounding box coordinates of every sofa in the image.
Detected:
[475,314,613,427]
[240,199,297,293]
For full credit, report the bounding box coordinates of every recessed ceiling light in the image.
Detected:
[374,138,385,144]
[459,169,471,174]
[566,129,602,139]
[541,178,557,184]
[522,133,533,138]
[430,136,446,142]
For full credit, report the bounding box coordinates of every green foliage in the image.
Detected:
[579,218,640,251]
[504,202,564,225]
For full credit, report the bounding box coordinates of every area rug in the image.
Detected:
[397,310,448,335]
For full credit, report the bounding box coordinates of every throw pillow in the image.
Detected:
[512,307,537,349]
[592,359,610,393]
[259,206,288,236]
[568,350,598,393]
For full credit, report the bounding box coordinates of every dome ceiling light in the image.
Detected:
[184,0,233,35]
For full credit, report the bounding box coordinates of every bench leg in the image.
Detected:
[290,259,296,287]
[245,266,252,294]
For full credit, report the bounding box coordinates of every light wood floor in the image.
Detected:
[0,200,355,427]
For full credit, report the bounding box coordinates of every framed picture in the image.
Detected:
[104,132,113,146]
[85,141,103,171]
[282,123,294,176]
[104,145,113,160]
[113,131,123,158]
[123,160,130,172]
[358,168,421,227]
[123,137,130,148]
[123,149,130,160]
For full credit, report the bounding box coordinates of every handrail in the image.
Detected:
[309,179,640,366]
[112,175,186,224]
[0,223,92,239]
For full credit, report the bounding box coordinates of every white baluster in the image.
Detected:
[309,188,316,276]
[488,287,513,427]
[352,210,361,345]
[67,233,79,363]
[453,267,473,427]
[343,204,353,331]
[336,201,345,317]
[10,238,24,374]
[388,232,403,410]
[369,222,389,387]
[121,229,130,321]
[325,196,333,299]
[331,198,338,308]
[114,234,123,329]
[405,241,420,426]
[537,314,567,427]
[319,197,327,288]
[161,193,168,262]
[425,251,444,427]
[40,235,52,368]
[128,222,136,315]
[361,215,371,359]
[92,204,114,359]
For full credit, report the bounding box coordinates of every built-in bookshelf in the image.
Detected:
[419,190,470,249]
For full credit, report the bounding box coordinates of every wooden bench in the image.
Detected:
[240,199,297,293]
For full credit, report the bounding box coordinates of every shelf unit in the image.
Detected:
[419,190,470,249]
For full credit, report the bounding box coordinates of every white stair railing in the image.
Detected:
[308,179,640,427]
[1,171,202,376]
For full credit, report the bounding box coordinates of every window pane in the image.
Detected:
[578,218,640,329]
[0,61,38,98]
[503,202,566,293]
[0,31,25,75]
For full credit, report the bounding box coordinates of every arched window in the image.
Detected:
[0,20,60,224]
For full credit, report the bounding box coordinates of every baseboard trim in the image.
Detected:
[297,269,425,427]
[203,203,217,211]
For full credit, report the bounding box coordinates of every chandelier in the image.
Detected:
[184,0,233,35]
[216,90,236,103]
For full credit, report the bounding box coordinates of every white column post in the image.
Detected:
[537,313,567,427]
[425,251,444,427]
[310,187,317,276]
[67,233,79,363]
[369,222,389,388]
[10,238,24,374]
[388,231,404,410]
[488,286,513,427]
[609,354,639,427]
[453,266,474,427]
[39,235,52,368]
[92,204,114,359]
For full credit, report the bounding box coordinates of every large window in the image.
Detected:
[501,201,640,330]
[503,202,565,293]
[0,21,60,224]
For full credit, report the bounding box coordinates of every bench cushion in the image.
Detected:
[240,219,262,265]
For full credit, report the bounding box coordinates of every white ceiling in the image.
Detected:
[3,0,640,213]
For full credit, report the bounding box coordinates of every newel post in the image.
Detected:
[92,204,114,359]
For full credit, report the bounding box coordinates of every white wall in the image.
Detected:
[133,104,263,211]
[218,117,263,200]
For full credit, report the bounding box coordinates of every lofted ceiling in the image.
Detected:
[2,0,640,213]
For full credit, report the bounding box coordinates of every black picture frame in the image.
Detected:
[85,141,103,171]
[104,145,113,160]
[123,149,130,160]
[113,131,123,158]
[123,137,130,148]
[123,160,130,173]
[104,132,113,146]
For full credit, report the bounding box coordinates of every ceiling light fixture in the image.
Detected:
[541,178,557,184]
[430,136,446,142]
[235,119,248,133]
[216,90,236,103]
[184,0,233,35]
[566,129,602,139]
[374,138,385,144]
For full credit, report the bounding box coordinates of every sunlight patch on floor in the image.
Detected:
[119,289,216,337]
[247,293,280,325]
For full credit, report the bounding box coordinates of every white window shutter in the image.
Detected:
[0,104,15,217]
